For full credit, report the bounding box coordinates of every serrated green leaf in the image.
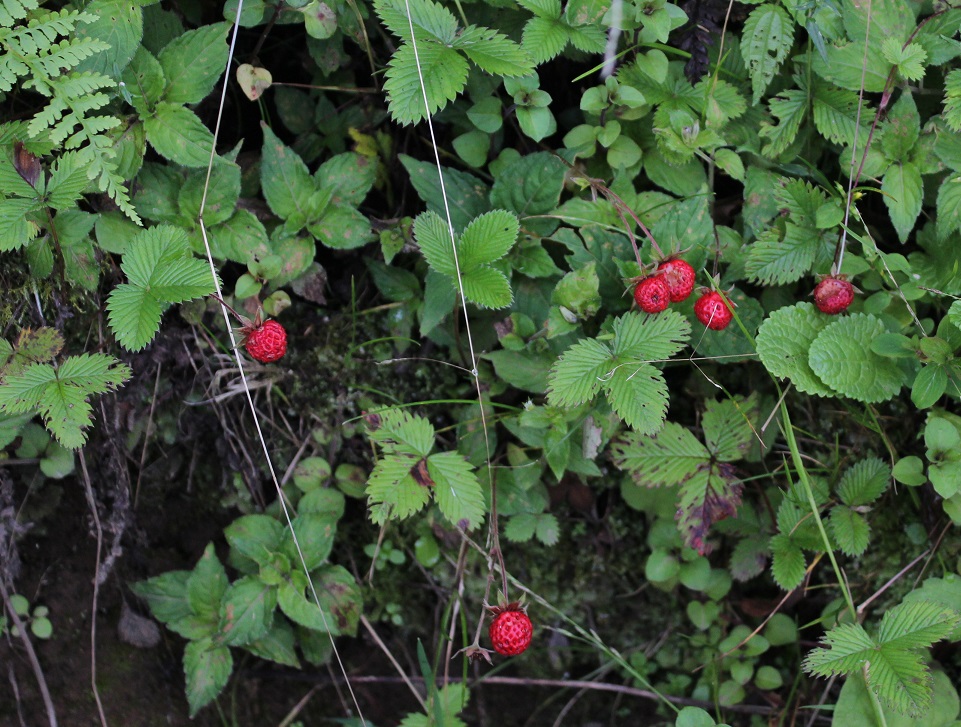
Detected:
[452,25,534,76]
[702,395,757,462]
[522,17,569,64]
[490,151,567,221]
[760,88,807,158]
[158,22,229,104]
[460,266,513,309]
[366,454,431,522]
[184,639,232,717]
[837,457,891,506]
[769,533,805,590]
[74,0,143,77]
[812,83,875,147]
[936,174,961,240]
[741,4,795,104]
[224,514,284,566]
[384,42,469,126]
[829,506,870,557]
[367,408,436,456]
[881,38,927,82]
[803,622,876,676]
[281,514,337,571]
[546,337,613,407]
[187,543,228,620]
[143,102,215,167]
[746,225,818,286]
[808,314,904,403]
[944,69,961,132]
[756,303,834,396]
[611,421,708,488]
[130,570,192,626]
[883,161,923,243]
[107,226,215,351]
[245,619,300,668]
[458,210,519,269]
[675,466,742,555]
[912,364,947,409]
[605,363,670,435]
[374,0,458,43]
[428,450,485,530]
[612,309,691,361]
[400,155,491,233]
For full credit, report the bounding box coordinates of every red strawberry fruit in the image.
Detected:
[489,604,533,656]
[813,275,855,315]
[656,258,696,302]
[694,290,734,330]
[244,319,287,363]
[634,275,671,314]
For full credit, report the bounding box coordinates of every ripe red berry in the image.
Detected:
[656,259,696,302]
[813,275,855,315]
[694,291,733,330]
[489,607,533,656]
[244,319,287,363]
[634,275,671,314]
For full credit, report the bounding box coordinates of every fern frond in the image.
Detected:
[0,0,40,28]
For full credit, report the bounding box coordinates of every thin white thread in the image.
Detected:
[198,3,367,723]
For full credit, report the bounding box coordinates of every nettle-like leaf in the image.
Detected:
[184,638,233,717]
[364,409,485,529]
[415,209,519,309]
[882,161,923,243]
[740,4,795,104]
[612,397,753,554]
[808,314,905,403]
[837,457,891,507]
[106,225,216,351]
[1,327,64,377]
[0,353,130,448]
[374,0,533,124]
[756,303,834,397]
[804,599,961,716]
[944,69,961,132]
[548,310,690,433]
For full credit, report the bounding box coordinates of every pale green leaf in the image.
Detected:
[756,302,834,396]
[428,451,485,530]
[522,17,569,64]
[612,309,691,361]
[546,337,613,407]
[367,408,435,456]
[881,38,927,82]
[415,210,455,275]
[157,22,229,104]
[458,210,519,269]
[604,363,669,435]
[384,43,468,126]
[516,0,561,18]
[452,25,534,76]
[808,314,904,403]
[460,266,513,309]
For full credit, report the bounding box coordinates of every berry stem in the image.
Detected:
[208,293,247,325]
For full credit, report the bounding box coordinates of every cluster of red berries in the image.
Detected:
[633,259,735,330]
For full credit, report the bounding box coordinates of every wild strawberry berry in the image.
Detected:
[244,319,287,363]
[694,291,734,330]
[633,275,671,314]
[489,606,533,656]
[656,258,696,302]
[813,275,855,315]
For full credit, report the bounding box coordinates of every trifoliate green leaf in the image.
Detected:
[881,38,927,82]
[756,303,834,396]
[365,408,435,457]
[384,42,468,126]
[522,17,569,64]
[451,26,534,77]
[808,314,904,403]
[106,226,216,351]
[612,309,690,361]
[458,210,519,269]
[746,225,818,286]
[0,354,130,449]
[366,453,431,523]
[374,0,458,43]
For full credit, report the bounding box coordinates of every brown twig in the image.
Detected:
[0,580,57,727]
